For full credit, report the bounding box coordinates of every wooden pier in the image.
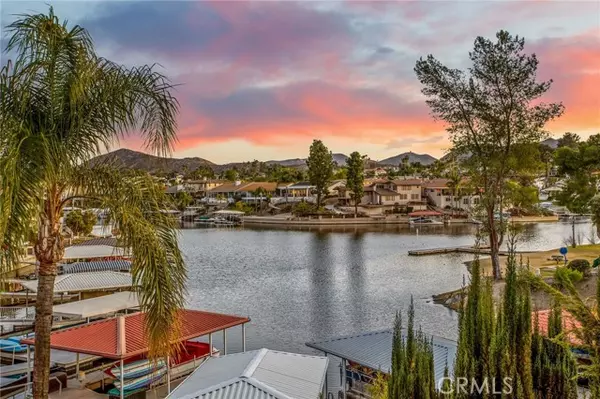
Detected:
[408,246,517,256]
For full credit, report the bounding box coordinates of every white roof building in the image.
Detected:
[52,291,139,320]
[168,348,329,399]
[63,245,129,260]
[14,271,133,293]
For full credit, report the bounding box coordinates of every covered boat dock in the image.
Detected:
[21,309,250,399]
[52,291,140,322]
[307,329,457,397]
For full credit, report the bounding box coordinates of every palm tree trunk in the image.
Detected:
[33,199,63,399]
[33,269,56,398]
[354,197,358,217]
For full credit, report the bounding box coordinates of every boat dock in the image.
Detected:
[408,246,520,256]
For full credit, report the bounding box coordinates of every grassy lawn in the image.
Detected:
[479,244,600,276]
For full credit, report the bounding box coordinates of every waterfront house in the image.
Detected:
[307,329,457,397]
[184,179,226,197]
[392,178,425,205]
[362,182,402,205]
[280,181,315,198]
[422,178,480,211]
[206,181,278,202]
[167,348,329,399]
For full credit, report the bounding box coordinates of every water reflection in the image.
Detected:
[309,231,334,338]
[347,231,367,332]
[179,222,593,354]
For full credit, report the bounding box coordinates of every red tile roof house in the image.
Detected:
[532,309,583,346]
[421,178,480,211]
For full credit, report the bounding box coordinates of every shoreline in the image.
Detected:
[243,215,559,227]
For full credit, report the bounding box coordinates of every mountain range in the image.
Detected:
[90,149,438,175]
[378,151,438,166]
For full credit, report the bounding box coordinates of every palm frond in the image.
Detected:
[68,162,186,357]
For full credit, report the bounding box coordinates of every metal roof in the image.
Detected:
[16,271,133,293]
[72,237,119,247]
[306,329,457,383]
[61,260,132,274]
[63,245,129,260]
[52,291,139,319]
[21,309,250,359]
[168,349,328,399]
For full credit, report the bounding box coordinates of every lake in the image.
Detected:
[179,221,595,354]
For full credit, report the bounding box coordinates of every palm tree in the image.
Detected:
[0,9,186,399]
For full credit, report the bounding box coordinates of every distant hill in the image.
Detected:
[90,149,215,174]
[266,153,348,167]
[541,138,559,149]
[378,152,437,166]
[90,149,349,175]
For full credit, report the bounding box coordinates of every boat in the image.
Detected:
[110,367,167,393]
[0,339,27,353]
[194,216,215,224]
[107,358,166,380]
[409,217,443,225]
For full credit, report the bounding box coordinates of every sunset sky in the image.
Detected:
[1,1,599,163]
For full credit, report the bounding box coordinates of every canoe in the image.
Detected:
[0,339,27,353]
[108,358,166,380]
[111,367,167,392]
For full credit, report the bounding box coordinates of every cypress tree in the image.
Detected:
[531,305,578,398]
[388,296,437,398]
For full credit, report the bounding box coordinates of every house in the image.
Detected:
[391,178,424,206]
[422,178,480,211]
[362,181,402,205]
[184,179,225,196]
[206,181,278,201]
[280,181,314,198]
[167,348,328,399]
[165,184,185,194]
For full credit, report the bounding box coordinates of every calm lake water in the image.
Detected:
[179,221,594,354]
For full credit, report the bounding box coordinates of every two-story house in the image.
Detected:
[422,178,480,211]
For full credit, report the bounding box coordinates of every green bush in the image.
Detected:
[64,209,97,236]
[292,201,316,216]
[566,259,591,277]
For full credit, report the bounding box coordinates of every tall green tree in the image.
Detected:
[530,266,600,398]
[389,297,437,399]
[64,210,97,237]
[0,9,185,398]
[415,31,564,279]
[555,139,600,216]
[306,139,334,208]
[346,151,365,216]
[174,191,194,212]
[592,195,600,240]
[557,132,581,148]
[531,305,578,398]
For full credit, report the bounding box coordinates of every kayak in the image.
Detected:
[107,358,166,380]
[110,367,167,393]
[0,339,27,353]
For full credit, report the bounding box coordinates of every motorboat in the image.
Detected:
[105,341,218,395]
[409,217,443,225]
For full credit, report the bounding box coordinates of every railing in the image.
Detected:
[3,376,63,398]
[0,306,36,321]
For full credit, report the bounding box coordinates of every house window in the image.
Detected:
[473,198,480,205]
[463,198,469,205]
[411,194,420,200]
[401,186,411,191]
[399,194,408,200]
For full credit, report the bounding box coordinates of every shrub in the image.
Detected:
[292,201,316,216]
[566,259,591,277]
